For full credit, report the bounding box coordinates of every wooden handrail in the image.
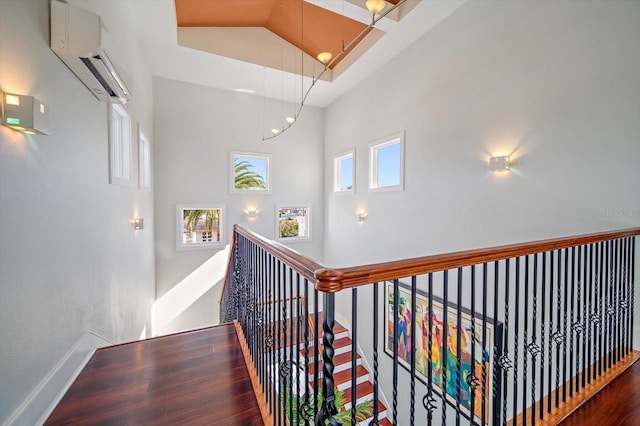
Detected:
[222,225,640,295]
[314,227,640,292]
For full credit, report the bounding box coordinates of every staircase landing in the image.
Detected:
[45,324,263,425]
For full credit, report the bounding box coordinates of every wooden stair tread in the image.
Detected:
[333,365,368,385]
[306,351,361,375]
[342,381,374,405]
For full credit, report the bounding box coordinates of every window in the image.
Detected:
[276,205,311,242]
[369,132,405,192]
[176,205,225,250]
[230,151,271,193]
[108,104,133,187]
[138,127,151,189]
[334,149,355,193]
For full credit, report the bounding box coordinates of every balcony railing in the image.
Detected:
[220,225,640,425]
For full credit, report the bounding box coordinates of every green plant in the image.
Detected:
[234,159,267,189]
[281,387,373,426]
[279,219,299,238]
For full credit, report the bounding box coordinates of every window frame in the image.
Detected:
[276,205,312,243]
[138,125,151,190]
[108,103,134,187]
[333,149,355,193]
[368,131,405,192]
[229,151,272,194]
[176,204,226,251]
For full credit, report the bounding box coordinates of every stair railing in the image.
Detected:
[220,225,640,426]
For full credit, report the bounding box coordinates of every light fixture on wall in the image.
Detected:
[357,212,367,223]
[262,0,407,141]
[133,218,144,230]
[489,155,510,171]
[1,92,50,135]
[247,209,258,221]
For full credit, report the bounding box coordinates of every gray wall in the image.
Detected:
[0,0,155,423]
[153,77,325,335]
[323,1,640,424]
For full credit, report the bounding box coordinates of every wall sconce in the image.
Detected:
[357,212,367,223]
[1,92,50,135]
[489,155,510,171]
[133,218,144,230]
[247,210,258,221]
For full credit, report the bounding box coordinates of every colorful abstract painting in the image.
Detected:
[384,281,502,425]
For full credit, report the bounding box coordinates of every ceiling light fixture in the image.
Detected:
[262,0,407,141]
[317,51,333,65]
[365,0,386,15]
[286,116,296,124]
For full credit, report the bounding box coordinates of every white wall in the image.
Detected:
[324,1,640,424]
[0,0,155,423]
[324,0,640,267]
[153,77,325,335]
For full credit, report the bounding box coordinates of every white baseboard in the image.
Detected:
[3,331,113,426]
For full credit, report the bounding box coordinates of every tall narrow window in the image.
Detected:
[138,128,151,189]
[109,104,133,187]
[369,132,405,192]
[334,149,355,193]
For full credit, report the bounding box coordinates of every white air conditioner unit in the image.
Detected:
[50,0,131,104]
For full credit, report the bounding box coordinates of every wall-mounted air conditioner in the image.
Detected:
[50,0,131,104]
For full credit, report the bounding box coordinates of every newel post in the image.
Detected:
[315,291,342,426]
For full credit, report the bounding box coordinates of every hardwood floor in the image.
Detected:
[45,324,263,425]
[559,359,640,426]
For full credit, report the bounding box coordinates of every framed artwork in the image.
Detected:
[230,151,271,193]
[276,205,311,242]
[384,281,503,425]
[176,204,225,250]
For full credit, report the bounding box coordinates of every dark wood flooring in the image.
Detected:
[45,324,263,425]
[560,359,640,426]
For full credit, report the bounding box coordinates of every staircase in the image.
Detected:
[301,317,392,426]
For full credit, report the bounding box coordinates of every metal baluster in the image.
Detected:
[288,267,294,425]
[393,278,399,426]
[598,242,604,377]
[351,288,357,426]
[469,265,478,425]
[513,258,520,424]
[554,250,561,408]
[631,238,636,351]
[562,248,568,403]
[492,262,502,426]
[621,238,630,356]
[614,239,621,363]
[296,273,302,426]
[606,241,613,370]
[455,268,463,426]
[573,246,582,393]
[315,292,340,426]
[373,282,380,425]
[501,260,511,426]
[442,271,449,426]
[581,245,588,389]
[303,278,312,426]
[547,250,554,413]
[314,287,320,417]
[540,252,547,418]
[569,247,575,398]
[481,264,488,425]
[522,255,529,425]
[530,254,541,424]
[410,276,417,426]
[277,260,283,426]
[424,273,436,426]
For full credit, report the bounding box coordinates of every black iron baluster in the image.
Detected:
[548,250,554,413]
[296,274,302,426]
[373,282,380,425]
[614,239,621,364]
[501,260,511,426]
[277,260,283,426]
[554,250,561,408]
[523,255,530,426]
[581,245,588,389]
[569,247,575,398]
[481,264,488,426]
[469,265,478,426]
[513,258,520,425]
[410,276,417,426]
[631,238,636,351]
[562,248,569,403]
[455,268,463,426]
[288,267,295,426]
[351,288,358,426]
[393,278,399,426]
[303,278,312,426]
[621,238,630,357]
[442,271,449,426]
[530,254,541,424]
[573,246,582,394]
[540,251,548,418]
[606,241,613,371]
[267,254,274,416]
[492,261,501,426]
[424,273,436,426]
[598,242,604,377]
[588,243,596,383]
[315,292,340,426]
[314,287,320,417]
